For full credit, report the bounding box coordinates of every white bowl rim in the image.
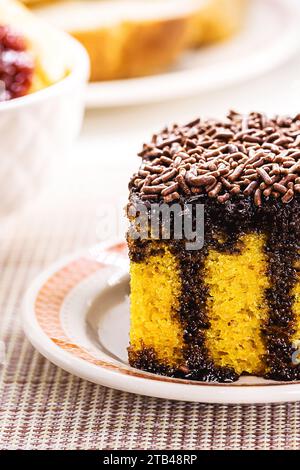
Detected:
[0,28,90,112]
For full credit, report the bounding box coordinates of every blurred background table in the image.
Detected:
[1,29,300,449]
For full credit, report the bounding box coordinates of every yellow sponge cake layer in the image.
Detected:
[205,234,269,375]
[130,247,183,366]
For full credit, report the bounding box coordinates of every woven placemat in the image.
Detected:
[1,199,300,450]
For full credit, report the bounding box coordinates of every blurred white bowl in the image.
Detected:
[0,28,89,217]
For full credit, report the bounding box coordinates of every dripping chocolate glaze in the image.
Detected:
[128,112,300,382]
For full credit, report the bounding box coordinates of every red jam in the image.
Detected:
[0,25,34,101]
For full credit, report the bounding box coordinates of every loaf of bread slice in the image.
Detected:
[0,0,68,92]
[32,0,200,81]
[29,0,247,81]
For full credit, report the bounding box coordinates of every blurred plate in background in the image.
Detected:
[86,0,300,108]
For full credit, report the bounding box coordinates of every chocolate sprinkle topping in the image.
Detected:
[130,111,300,206]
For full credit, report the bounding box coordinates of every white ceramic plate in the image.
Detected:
[86,0,300,108]
[22,240,300,404]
